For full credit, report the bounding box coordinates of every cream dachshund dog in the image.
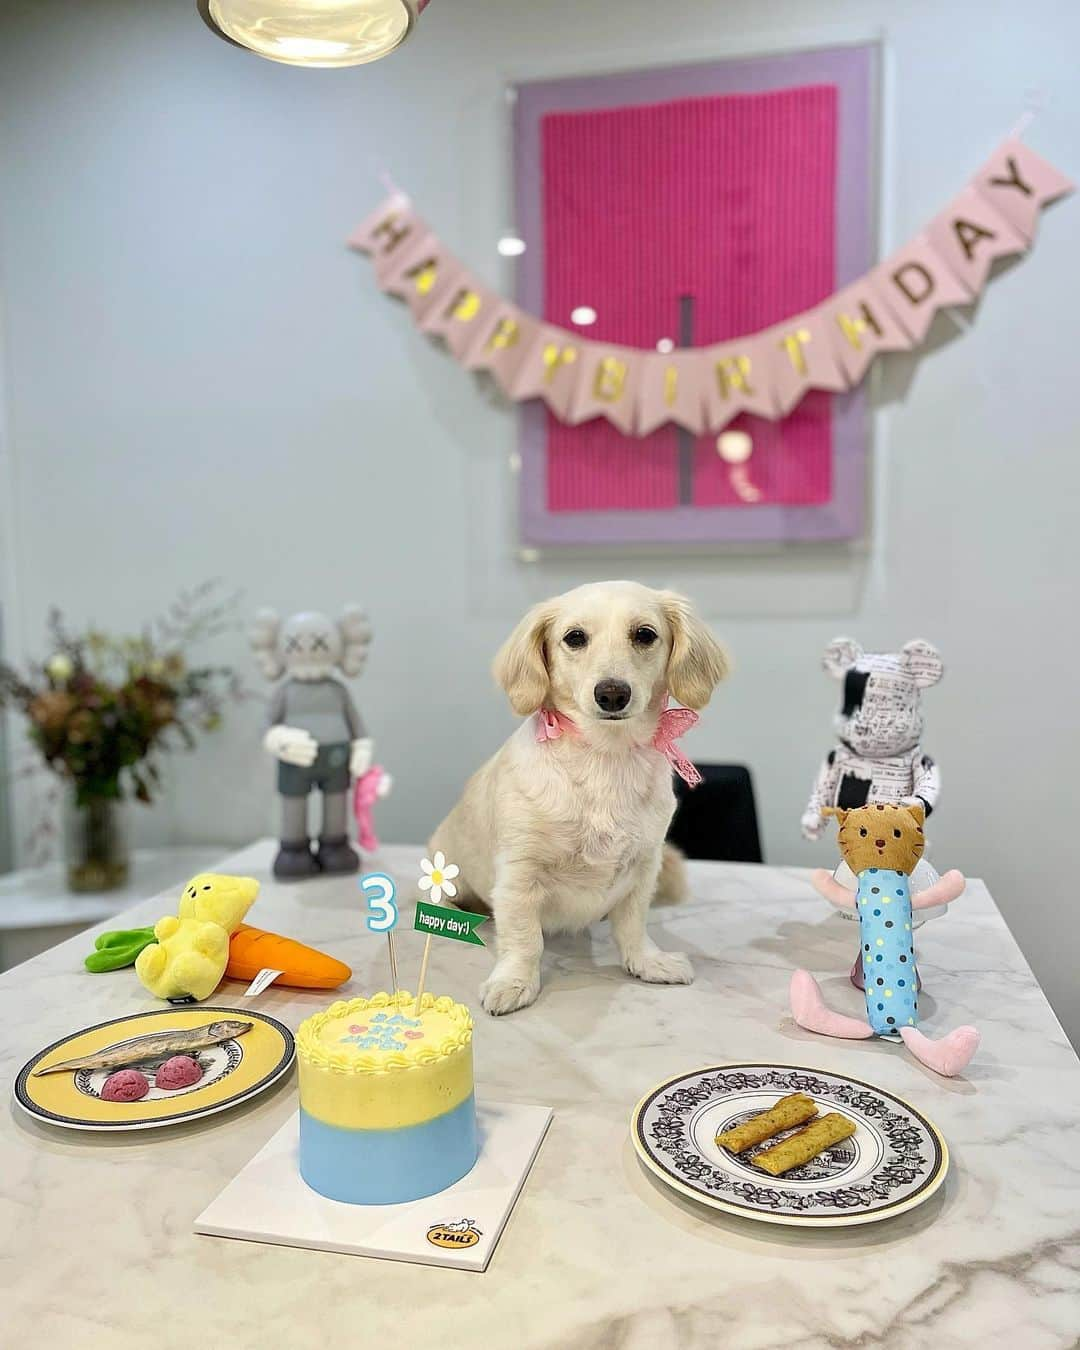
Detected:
[431,581,727,1015]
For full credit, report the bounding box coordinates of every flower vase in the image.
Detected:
[63,792,129,892]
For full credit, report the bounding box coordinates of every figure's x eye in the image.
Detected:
[311,635,329,652]
[893,829,902,838]
[284,636,301,653]
[859,827,868,837]
[633,626,659,647]
[563,629,588,650]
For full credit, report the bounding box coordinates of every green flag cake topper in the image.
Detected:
[414,900,487,946]
[412,852,482,1013]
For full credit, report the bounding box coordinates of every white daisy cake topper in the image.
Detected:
[411,851,488,1014]
[418,851,460,904]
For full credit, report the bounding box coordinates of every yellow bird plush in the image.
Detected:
[177,873,259,932]
[135,874,259,1003]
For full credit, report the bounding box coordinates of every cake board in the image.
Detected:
[194,1100,552,1272]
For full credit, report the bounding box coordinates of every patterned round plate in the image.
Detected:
[631,1062,948,1227]
[14,1006,294,1132]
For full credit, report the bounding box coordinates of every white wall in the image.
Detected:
[1,0,1078,1042]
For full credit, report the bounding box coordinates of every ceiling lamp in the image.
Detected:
[198,0,429,68]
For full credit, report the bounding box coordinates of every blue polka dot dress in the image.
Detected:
[856,868,918,1037]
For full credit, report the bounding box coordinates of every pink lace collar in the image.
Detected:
[535,699,702,787]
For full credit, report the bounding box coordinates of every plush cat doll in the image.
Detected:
[790,802,980,1077]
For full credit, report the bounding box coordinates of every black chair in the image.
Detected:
[667,764,763,863]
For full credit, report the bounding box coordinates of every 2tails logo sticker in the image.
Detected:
[427,1218,482,1250]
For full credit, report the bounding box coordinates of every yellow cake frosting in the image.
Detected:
[297,991,474,1131]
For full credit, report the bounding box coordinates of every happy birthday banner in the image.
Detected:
[348,138,1072,437]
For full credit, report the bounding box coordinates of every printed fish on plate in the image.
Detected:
[15,1007,295,1131]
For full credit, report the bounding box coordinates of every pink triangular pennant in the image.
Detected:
[925,186,1028,295]
[379,231,462,320]
[567,344,644,434]
[418,275,501,359]
[509,325,587,420]
[871,235,976,343]
[347,197,430,287]
[766,310,849,416]
[636,352,706,435]
[346,193,413,253]
[972,138,1075,243]
[701,333,779,432]
[820,278,917,384]
[462,306,541,397]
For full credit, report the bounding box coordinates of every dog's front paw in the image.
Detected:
[480,968,540,1016]
[625,948,694,985]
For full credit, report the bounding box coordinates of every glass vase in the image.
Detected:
[63,791,129,892]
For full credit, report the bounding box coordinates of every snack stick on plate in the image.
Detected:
[753,1111,856,1176]
[715,1092,818,1153]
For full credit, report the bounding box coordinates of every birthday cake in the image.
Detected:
[296,990,477,1205]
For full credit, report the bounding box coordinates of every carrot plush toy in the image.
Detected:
[86,872,351,1001]
[790,803,979,1077]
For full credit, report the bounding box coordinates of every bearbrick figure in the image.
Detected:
[251,606,380,879]
[801,637,944,838]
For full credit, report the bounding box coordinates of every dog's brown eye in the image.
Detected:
[633,626,658,646]
[563,629,588,650]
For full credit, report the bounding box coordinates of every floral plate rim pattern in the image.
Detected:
[631,1061,948,1228]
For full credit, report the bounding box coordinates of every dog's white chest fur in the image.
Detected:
[508,725,675,931]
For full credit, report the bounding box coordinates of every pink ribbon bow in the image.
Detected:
[535,699,702,787]
[653,703,702,787]
[352,764,387,852]
[535,708,579,742]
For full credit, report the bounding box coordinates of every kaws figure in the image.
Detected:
[790,803,979,1077]
[802,637,943,836]
[251,606,376,879]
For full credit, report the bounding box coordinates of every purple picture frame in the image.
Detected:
[512,43,877,548]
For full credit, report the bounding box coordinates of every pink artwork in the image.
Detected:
[541,85,839,514]
[513,45,876,546]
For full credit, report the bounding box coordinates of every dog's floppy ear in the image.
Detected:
[660,591,728,711]
[493,601,555,716]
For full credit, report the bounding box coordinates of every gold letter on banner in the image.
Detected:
[779,328,812,375]
[892,262,934,306]
[836,302,884,350]
[663,365,678,406]
[989,155,1034,198]
[543,343,578,384]
[953,217,996,262]
[443,288,482,323]
[404,256,439,296]
[485,316,520,351]
[370,214,413,254]
[593,356,627,402]
[714,355,754,399]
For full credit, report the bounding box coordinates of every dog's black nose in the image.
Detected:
[594,679,632,713]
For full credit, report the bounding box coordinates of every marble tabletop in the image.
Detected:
[3,840,1079,1350]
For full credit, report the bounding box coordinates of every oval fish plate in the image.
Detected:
[14,1006,295,1132]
